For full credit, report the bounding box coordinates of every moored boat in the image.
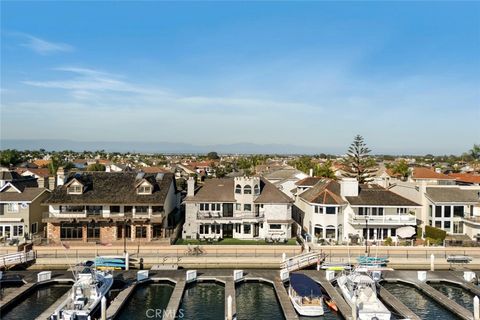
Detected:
[288,273,324,316]
[337,269,391,320]
[50,268,113,320]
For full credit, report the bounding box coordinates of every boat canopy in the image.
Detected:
[290,273,323,297]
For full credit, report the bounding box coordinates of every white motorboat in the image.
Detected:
[50,268,113,320]
[288,273,324,316]
[337,269,391,320]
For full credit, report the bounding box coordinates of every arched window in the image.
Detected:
[244,185,252,194]
[314,224,323,239]
[254,184,260,195]
[325,225,336,239]
[235,184,242,194]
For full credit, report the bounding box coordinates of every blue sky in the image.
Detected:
[1,1,479,154]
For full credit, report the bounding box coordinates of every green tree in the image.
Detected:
[207,151,220,160]
[392,160,409,180]
[341,135,376,183]
[48,156,61,175]
[0,149,22,167]
[315,160,336,179]
[469,144,480,160]
[86,163,106,171]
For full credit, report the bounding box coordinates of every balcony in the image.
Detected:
[43,211,87,219]
[463,216,480,225]
[349,214,416,225]
[196,211,264,220]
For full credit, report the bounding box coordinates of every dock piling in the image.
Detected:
[474,296,479,320]
[227,295,233,320]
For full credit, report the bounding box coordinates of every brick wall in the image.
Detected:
[47,222,61,243]
[101,224,116,244]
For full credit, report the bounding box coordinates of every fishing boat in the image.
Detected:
[337,269,391,320]
[288,273,324,316]
[50,268,113,320]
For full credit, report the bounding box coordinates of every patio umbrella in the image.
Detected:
[396,226,416,238]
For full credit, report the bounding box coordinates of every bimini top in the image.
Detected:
[290,273,323,297]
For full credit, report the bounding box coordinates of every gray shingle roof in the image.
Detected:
[346,184,420,206]
[298,179,346,205]
[44,172,175,205]
[426,187,480,203]
[0,187,48,202]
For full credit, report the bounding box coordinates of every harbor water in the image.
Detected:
[1,284,71,320]
[236,282,285,320]
[117,283,174,320]
[179,282,225,319]
[429,282,475,312]
[382,282,460,320]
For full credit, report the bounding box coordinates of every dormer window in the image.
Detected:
[67,185,83,194]
[137,185,152,194]
[235,184,242,194]
[244,185,252,194]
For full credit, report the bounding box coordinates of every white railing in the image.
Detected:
[349,214,416,224]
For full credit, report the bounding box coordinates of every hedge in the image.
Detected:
[425,225,447,241]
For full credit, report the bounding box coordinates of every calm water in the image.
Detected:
[118,283,174,320]
[0,282,23,300]
[383,282,460,320]
[429,282,475,312]
[1,284,70,320]
[236,282,285,320]
[179,282,225,320]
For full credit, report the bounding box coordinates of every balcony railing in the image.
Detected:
[463,216,480,224]
[43,211,87,218]
[349,214,416,224]
[196,211,265,220]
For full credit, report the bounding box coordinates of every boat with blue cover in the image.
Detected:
[288,273,324,316]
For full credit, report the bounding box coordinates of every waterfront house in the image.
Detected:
[43,171,179,244]
[183,176,293,242]
[0,170,50,242]
[295,178,421,243]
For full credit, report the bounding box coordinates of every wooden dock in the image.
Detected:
[163,280,186,320]
[272,277,299,320]
[299,270,352,320]
[377,284,421,320]
[0,282,36,312]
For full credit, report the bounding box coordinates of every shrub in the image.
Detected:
[425,225,447,241]
[384,237,393,246]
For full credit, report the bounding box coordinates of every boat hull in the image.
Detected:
[291,298,324,316]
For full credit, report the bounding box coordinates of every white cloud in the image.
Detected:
[14,32,74,55]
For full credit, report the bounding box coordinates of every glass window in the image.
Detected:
[397,208,407,214]
[444,206,451,218]
[67,185,82,194]
[13,225,23,237]
[235,224,241,233]
[444,221,451,230]
[199,225,204,234]
[124,206,133,213]
[429,205,433,217]
[378,208,384,216]
[435,206,442,217]
[110,206,120,213]
[243,224,251,234]
[325,226,336,239]
[244,204,251,211]
[235,184,242,194]
[391,228,396,237]
[7,203,19,213]
[254,185,260,195]
[315,206,323,214]
[135,226,147,238]
[326,207,336,214]
[135,206,149,213]
[60,223,83,239]
[235,203,241,211]
[372,208,377,215]
[358,207,364,215]
[137,186,152,194]
[31,222,38,234]
[270,224,282,230]
[87,225,100,239]
[453,206,464,217]
[244,185,252,194]
[152,206,162,213]
[435,221,442,228]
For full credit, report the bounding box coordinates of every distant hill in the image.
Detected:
[0,139,334,155]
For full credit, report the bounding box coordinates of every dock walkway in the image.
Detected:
[384,270,474,320]
[163,279,186,320]
[377,284,421,320]
[36,289,71,320]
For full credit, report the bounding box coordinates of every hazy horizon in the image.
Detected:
[1,2,479,154]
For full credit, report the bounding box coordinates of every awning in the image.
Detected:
[396,226,416,238]
[0,218,24,223]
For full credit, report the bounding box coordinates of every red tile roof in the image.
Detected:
[412,167,455,180]
[16,168,52,177]
[448,173,480,184]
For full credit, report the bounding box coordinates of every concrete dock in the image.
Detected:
[163,279,186,320]
[224,278,237,320]
[36,289,72,320]
[106,282,138,320]
[273,277,300,320]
